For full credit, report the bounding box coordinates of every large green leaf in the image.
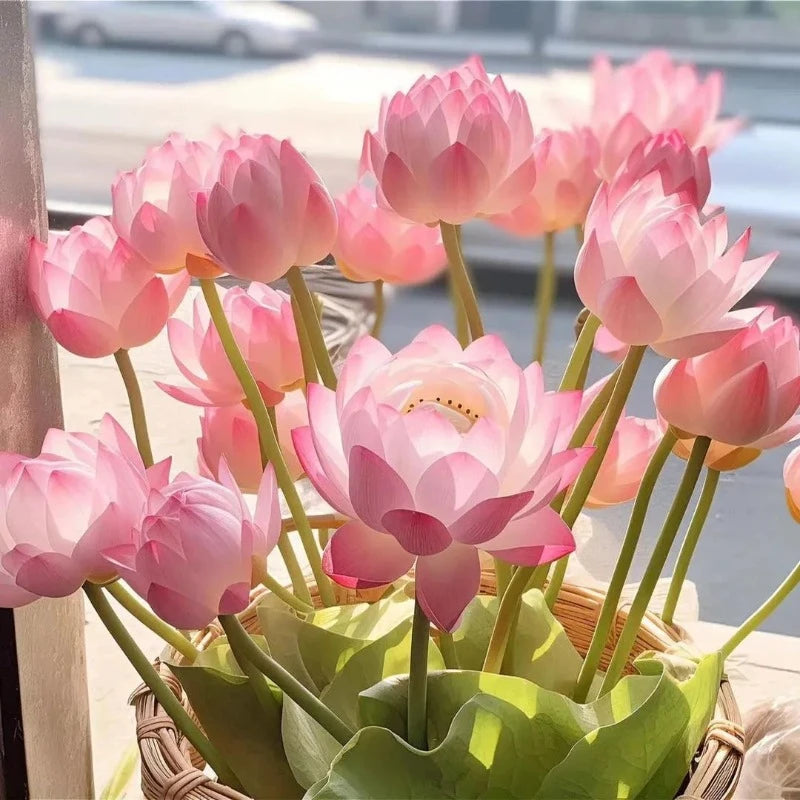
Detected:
[306,592,414,640]
[450,589,583,692]
[283,618,444,789]
[534,659,691,799]
[167,637,301,799]
[637,652,723,799]
[258,606,368,694]
[319,668,658,799]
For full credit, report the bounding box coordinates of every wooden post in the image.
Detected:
[0,2,94,797]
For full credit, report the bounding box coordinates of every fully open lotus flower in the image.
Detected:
[196,133,337,283]
[0,415,159,605]
[292,326,593,631]
[107,463,280,629]
[609,130,711,211]
[784,446,800,521]
[360,56,537,225]
[332,182,447,284]
[198,389,308,491]
[655,308,800,449]
[576,174,776,358]
[28,217,189,358]
[590,50,741,180]
[490,127,601,236]
[158,282,303,407]
[112,133,226,278]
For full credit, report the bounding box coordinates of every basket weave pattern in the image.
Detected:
[131,576,744,800]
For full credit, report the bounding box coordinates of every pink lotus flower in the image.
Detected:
[196,134,337,283]
[594,326,629,362]
[158,282,303,407]
[670,434,762,473]
[576,174,776,358]
[591,51,741,180]
[784,446,800,522]
[332,182,447,284]
[107,462,280,629]
[112,133,225,278]
[28,217,189,358]
[293,326,592,631]
[655,308,800,448]
[0,416,158,605]
[198,390,308,492]
[609,131,711,210]
[490,127,601,236]
[361,56,537,225]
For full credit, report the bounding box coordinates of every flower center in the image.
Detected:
[403,395,480,433]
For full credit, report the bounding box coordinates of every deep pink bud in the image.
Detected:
[196,134,337,282]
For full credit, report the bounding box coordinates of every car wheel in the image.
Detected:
[219,30,251,58]
[74,23,106,48]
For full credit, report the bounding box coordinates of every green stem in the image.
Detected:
[559,311,601,391]
[572,430,678,703]
[568,366,621,449]
[534,231,557,364]
[286,266,337,390]
[252,560,314,614]
[600,436,711,695]
[84,584,241,788]
[199,279,335,607]
[113,349,154,467]
[318,527,330,550]
[662,469,720,626]
[219,615,354,745]
[407,599,430,749]
[439,631,459,670]
[105,581,198,662]
[440,222,484,341]
[527,564,550,592]
[291,293,318,388]
[483,566,530,673]
[544,345,647,608]
[370,279,385,338]
[719,560,800,660]
[449,271,470,347]
[575,224,584,247]
[277,537,313,605]
[494,559,512,599]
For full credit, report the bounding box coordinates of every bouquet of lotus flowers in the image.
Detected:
[7,51,800,799]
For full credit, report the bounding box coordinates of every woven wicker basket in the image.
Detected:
[131,570,744,800]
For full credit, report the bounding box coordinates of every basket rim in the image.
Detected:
[130,579,744,800]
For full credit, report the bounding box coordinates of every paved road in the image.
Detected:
[384,286,800,637]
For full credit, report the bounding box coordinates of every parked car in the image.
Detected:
[35,0,319,57]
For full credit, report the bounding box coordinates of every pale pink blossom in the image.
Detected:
[28,217,188,358]
[158,282,303,407]
[655,308,800,448]
[576,174,776,358]
[333,182,447,284]
[293,326,592,631]
[591,51,741,180]
[0,416,158,604]
[112,133,225,277]
[196,133,337,282]
[107,463,280,629]
[361,56,537,225]
[609,130,711,210]
[784,446,800,522]
[490,127,600,236]
[594,326,629,362]
[198,390,308,491]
